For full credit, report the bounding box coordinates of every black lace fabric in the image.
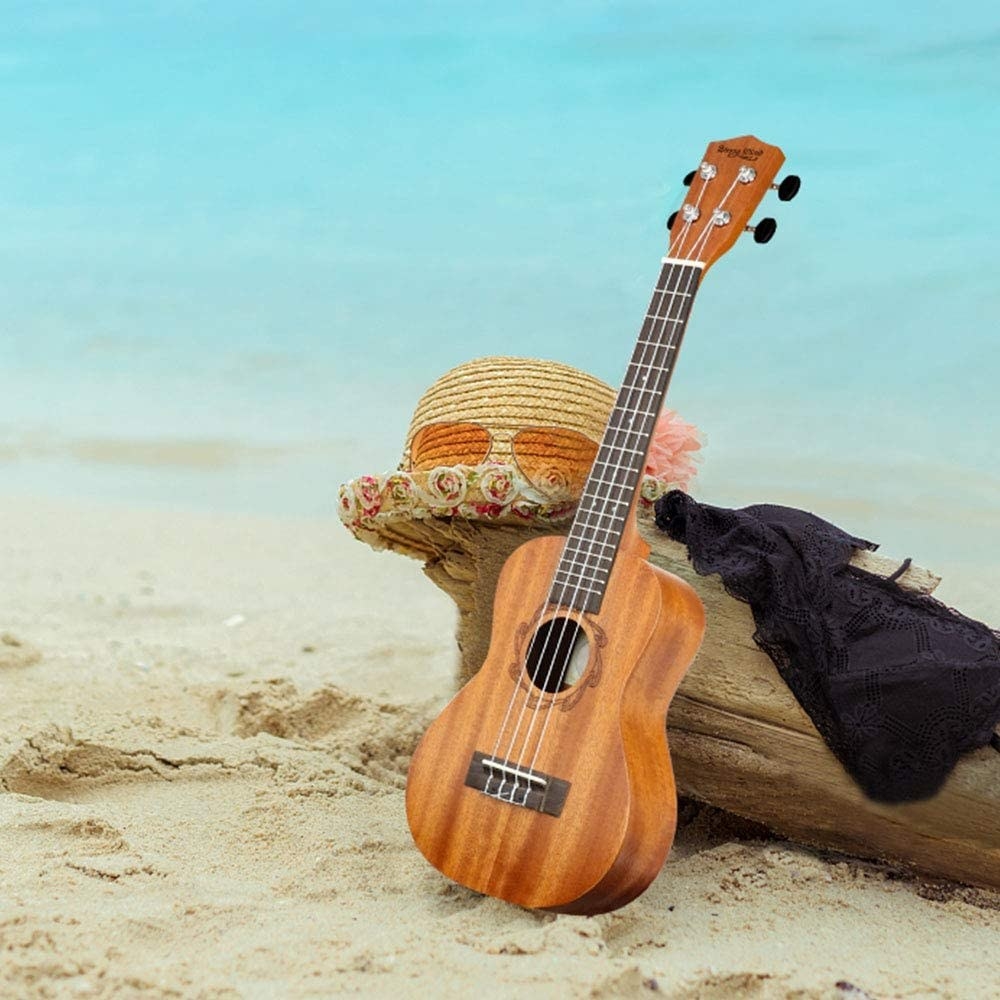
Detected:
[654,490,1000,803]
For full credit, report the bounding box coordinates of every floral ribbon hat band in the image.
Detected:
[339,355,702,545]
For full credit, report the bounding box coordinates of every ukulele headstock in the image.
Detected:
[666,135,794,272]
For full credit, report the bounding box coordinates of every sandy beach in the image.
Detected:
[2,496,998,999]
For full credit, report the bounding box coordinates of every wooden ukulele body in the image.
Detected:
[405,520,705,914]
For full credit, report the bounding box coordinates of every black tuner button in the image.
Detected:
[667,210,678,230]
[682,170,696,187]
[776,174,800,201]
[747,217,777,244]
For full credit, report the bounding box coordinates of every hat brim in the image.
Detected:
[338,462,674,559]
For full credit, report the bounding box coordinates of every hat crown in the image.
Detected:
[404,356,615,469]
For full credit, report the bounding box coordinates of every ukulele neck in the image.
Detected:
[549,258,704,614]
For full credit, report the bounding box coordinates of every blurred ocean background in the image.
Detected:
[1,2,997,612]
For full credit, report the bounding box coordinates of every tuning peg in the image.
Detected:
[745,218,777,244]
[770,175,800,201]
[682,170,696,187]
[667,210,678,230]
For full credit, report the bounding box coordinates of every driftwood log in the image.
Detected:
[358,511,1000,890]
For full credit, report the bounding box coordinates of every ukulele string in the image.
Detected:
[481,179,706,800]
[669,162,711,259]
[509,170,732,789]
[669,170,741,270]
[499,228,705,803]
[480,302,677,802]
[487,165,730,804]
[482,600,548,798]
[518,172,738,793]
[488,180,715,804]
[516,257,703,799]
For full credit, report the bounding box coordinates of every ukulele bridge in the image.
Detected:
[464,750,571,818]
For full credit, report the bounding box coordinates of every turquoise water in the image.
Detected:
[1,3,998,579]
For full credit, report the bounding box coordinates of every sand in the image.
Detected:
[2,497,999,999]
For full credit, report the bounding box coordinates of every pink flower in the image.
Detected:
[644,409,702,491]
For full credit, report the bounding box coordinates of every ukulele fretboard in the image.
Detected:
[549,259,703,614]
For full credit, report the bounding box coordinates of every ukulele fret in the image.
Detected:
[584,521,624,533]
[598,442,647,458]
[550,580,604,599]
[577,498,629,514]
[562,539,616,558]
[554,564,608,584]
[624,362,672,378]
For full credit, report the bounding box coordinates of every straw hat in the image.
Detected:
[339,356,700,553]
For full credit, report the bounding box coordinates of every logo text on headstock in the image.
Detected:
[715,143,763,161]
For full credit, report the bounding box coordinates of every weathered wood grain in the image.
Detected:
[359,510,1000,890]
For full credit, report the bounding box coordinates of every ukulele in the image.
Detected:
[406,135,795,914]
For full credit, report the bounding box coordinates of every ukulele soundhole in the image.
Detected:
[525,617,590,694]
